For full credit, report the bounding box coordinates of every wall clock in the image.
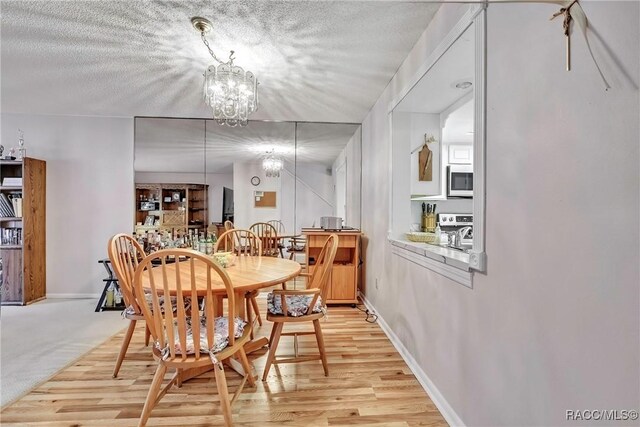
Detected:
[251,176,261,186]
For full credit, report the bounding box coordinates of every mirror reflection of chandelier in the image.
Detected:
[192,17,259,127]
[262,151,283,178]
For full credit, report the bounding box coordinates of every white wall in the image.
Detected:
[233,160,336,233]
[233,162,284,229]
[332,126,362,228]
[361,3,639,426]
[293,162,334,231]
[1,113,134,297]
[134,172,233,223]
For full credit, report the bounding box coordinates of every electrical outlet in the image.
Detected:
[375,278,379,290]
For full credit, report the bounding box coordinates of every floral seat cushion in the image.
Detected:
[123,293,191,317]
[158,316,247,363]
[266,293,324,317]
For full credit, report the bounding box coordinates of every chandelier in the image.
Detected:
[262,151,283,178]
[191,17,259,127]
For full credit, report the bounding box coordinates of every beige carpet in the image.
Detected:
[0,298,127,407]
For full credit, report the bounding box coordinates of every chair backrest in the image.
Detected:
[134,249,237,362]
[249,222,279,257]
[215,229,262,256]
[224,220,234,231]
[267,220,285,234]
[108,234,146,314]
[308,234,339,302]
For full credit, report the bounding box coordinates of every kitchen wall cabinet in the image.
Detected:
[303,229,361,305]
[448,145,473,164]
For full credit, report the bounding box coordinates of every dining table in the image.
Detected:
[140,255,302,380]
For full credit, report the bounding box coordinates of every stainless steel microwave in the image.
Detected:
[447,165,473,198]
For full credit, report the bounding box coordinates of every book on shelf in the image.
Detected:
[2,177,22,186]
[11,197,22,217]
[0,194,15,217]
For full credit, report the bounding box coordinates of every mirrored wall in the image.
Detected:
[133,118,361,238]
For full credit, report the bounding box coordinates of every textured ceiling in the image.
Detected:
[1,1,440,122]
[135,118,360,173]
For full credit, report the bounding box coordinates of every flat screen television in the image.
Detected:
[222,187,234,222]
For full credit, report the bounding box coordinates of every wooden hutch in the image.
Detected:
[303,229,361,305]
[134,184,208,234]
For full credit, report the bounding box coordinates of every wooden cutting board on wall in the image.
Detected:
[418,144,433,181]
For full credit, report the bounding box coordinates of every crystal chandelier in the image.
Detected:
[192,17,259,127]
[262,151,283,178]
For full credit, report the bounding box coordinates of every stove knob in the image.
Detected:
[442,217,447,222]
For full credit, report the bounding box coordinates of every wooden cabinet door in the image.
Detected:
[1,249,23,304]
[330,265,356,301]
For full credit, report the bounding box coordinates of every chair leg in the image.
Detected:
[113,319,136,378]
[246,297,254,340]
[250,296,262,326]
[237,347,256,387]
[262,322,284,381]
[313,319,329,376]
[214,362,234,427]
[144,325,151,347]
[138,363,167,427]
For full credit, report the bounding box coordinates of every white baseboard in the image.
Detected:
[47,293,100,299]
[359,292,466,427]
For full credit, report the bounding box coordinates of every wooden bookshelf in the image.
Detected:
[134,184,208,234]
[0,157,46,305]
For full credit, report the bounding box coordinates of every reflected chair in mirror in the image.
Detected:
[107,234,150,378]
[267,220,286,257]
[134,249,254,427]
[215,229,263,338]
[286,235,307,262]
[262,234,338,381]
[249,222,280,258]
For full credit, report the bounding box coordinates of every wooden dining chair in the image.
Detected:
[224,220,235,232]
[107,234,151,378]
[267,220,286,257]
[249,222,280,257]
[215,229,263,338]
[262,234,338,380]
[134,249,254,427]
[216,228,261,256]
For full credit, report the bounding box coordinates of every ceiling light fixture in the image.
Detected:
[455,81,473,89]
[262,150,283,178]
[192,17,259,127]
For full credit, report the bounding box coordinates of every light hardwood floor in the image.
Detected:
[1,303,447,426]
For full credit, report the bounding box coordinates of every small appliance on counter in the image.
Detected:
[320,216,343,230]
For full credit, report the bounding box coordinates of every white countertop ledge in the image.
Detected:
[389,238,473,288]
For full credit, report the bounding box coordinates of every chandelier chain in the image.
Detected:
[200,32,223,64]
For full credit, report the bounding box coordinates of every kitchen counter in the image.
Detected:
[390,238,470,271]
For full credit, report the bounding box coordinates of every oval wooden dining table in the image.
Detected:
[142,255,301,296]
[140,255,302,381]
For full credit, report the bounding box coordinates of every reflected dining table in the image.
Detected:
[140,255,301,380]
